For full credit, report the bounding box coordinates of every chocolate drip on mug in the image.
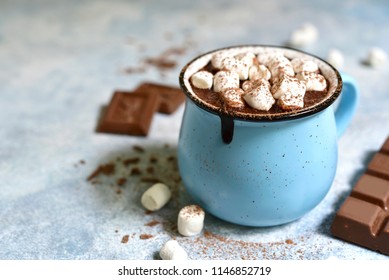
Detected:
[219,114,234,144]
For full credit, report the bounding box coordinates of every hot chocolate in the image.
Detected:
[181,46,339,120]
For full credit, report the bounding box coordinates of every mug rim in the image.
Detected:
[179,44,343,122]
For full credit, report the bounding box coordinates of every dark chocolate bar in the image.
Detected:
[134,82,185,114]
[98,91,160,136]
[331,136,389,255]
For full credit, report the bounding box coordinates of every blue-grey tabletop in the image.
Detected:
[1,0,389,260]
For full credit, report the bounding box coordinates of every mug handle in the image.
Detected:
[334,73,359,138]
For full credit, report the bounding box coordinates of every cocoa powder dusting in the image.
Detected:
[117,178,127,186]
[121,235,129,243]
[123,157,140,166]
[87,163,115,181]
[179,230,306,260]
[145,220,160,227]
[139,234,154,240]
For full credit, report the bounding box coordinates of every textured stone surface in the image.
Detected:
[1,0,389,260]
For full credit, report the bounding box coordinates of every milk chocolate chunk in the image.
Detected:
[367,153,389,181]
[134,82,185,114]
[331,136,389,255]
[98,91,160,136]
[380,137,389,155]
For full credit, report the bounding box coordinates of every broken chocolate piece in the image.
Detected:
[134,82,185,114]
[331,136,389,255]
[98,91,160,136]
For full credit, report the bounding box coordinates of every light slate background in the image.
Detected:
[1,0,388,259]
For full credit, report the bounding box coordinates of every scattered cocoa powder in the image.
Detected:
[117,177,127,186]
[141,177,161,183]
[145,220,160,227]
[144,57,176,70]
[133,145,145,153]
[149,155,158,163]
[130,167,142,176]
[139,234,154,240]
[121,235,129,243]
[87,163,115,181]
[166,155,176,162]
[123,66,146,74]
[123,157,140,166]
[178,230,307,260]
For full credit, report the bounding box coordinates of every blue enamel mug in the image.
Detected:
[178,45,359,226]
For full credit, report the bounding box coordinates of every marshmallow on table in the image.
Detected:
[277,80,306,110]
[288,22,319,47]
[177,205,205,237]
[219,88,246,108]
[213,70,240,93]
[159,240,188,260]
[249,64,271,81]
[141,183,171,211]
[296,71,327,91]
[365,47,387,68]
[291,57,319,73]
[222,57,249,80]
[327,48,344,69]
[191,70,213,89]
[243,79,275,111]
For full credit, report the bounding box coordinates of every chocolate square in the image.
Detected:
[134,82,185,114]
[331,136,389,256]
[98,91,160,136]
[367,153,389,180]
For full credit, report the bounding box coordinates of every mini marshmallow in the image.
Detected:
[177,205,205,237]
[249,64,271,81]
[277,80,306,110]
[211,51,232,69]
[289,23,318,47]
[222,57,249,80]
[243,79,275,111]
[291,57,319,73]
[213,70,240,93]
[271,74,302,99]
[159,240,188,260]
[141,183,171,211]
[268,55,295,80]
[234,52,256,68]
[242,80,253,91]
[365,47,387,68]
[327,48,344,69]
[257,51,284,66]
[219,88,245,108]
[191,70,213,89]
[242,79,271,91]
[296,71,327,91]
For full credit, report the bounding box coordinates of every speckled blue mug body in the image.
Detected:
[178,46,359,226]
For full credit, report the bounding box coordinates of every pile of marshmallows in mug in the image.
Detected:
[141,182,204,260]
[191,50,327,111]
[190,23,387,112]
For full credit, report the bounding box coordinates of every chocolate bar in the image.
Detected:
[331,136,389,255]
[98,91,160,136]
[134,82,185,114]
